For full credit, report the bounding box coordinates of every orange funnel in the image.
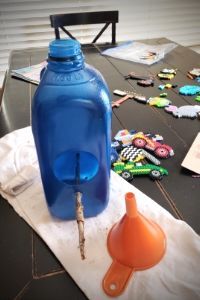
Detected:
[102,192,166,297]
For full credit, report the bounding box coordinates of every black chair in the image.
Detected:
[50,11,118,44]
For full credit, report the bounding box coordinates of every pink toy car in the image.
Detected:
[132,133,174,158]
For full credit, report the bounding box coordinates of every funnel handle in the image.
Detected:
[102,260,133,297]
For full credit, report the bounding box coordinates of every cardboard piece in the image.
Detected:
[181,132,200,174]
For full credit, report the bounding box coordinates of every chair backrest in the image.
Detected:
[0,70,7,111]
[50,11,118,44]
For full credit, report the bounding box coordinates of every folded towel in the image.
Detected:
[0,127,200,300]
[0,127,38,195]
[1,165,38,195]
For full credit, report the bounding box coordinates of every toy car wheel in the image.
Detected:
[121,170,133,182]
[132,138,146,148]
[149,170,163,180]
[154,146,169,158]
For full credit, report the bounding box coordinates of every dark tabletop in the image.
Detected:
[0,38,200,300]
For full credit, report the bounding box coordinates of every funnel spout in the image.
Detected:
[125,192,138,218]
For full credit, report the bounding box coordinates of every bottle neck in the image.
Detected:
[47,52,85,72]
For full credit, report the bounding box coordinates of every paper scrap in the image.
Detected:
[181,132,200,174]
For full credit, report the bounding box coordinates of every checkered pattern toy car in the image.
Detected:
[120,146,160,165]
[120,147,144,162]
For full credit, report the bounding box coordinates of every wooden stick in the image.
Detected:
[75,191,85,260]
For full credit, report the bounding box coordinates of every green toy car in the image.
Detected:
[113,161,168,181]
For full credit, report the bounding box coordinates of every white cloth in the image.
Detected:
[0,127,38,195]
[0,127,200,300]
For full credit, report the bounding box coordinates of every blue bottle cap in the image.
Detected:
[49,39,81,59]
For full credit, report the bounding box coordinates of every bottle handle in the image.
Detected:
[102,260,134,297]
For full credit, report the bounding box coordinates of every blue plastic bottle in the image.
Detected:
[32,39,111,220]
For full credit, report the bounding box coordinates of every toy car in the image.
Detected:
[114,129,163,146]
[161,68,177,75]
[132,133,174,158]
[120,146,161,165]
[114,129,136,147]
[113,161,168,181]
[158,73,175,80]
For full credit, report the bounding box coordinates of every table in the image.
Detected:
[0,38,200,299]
